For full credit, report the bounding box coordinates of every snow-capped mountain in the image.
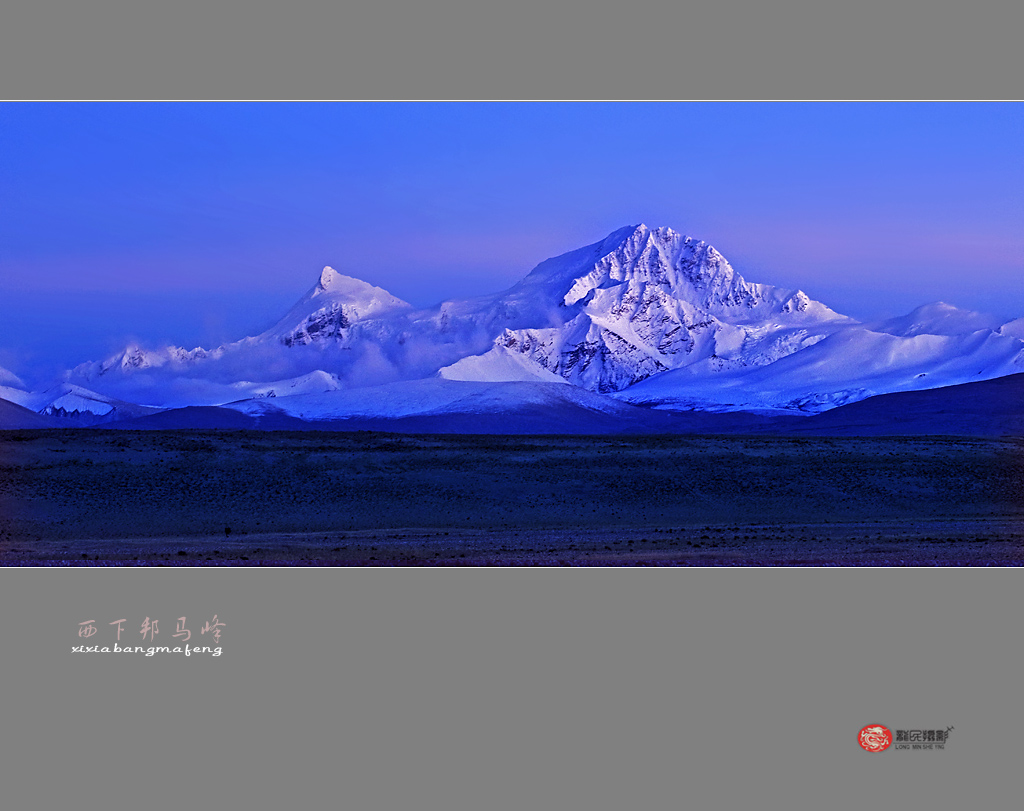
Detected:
[21,223,1024,422]
[11,384,163,424]
[441,225,854,392]
[66,264,515,404]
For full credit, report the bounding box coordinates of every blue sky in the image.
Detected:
[1,102,1021,386]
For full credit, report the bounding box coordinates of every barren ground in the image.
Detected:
[1,430,1022,566]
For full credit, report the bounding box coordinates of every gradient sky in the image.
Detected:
[2,102,1021,387]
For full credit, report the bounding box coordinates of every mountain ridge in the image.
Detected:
[9,223,1021,423]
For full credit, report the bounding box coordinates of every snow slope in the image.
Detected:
[616,324,1024,412]
[225,378,635,421]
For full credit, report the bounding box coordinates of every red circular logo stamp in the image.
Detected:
[858,725,892,752]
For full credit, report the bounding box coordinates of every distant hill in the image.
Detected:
[789,373,1024,436]
[8,373,1021,437]
[104,406,304,431]
[0,397,53,429]
[103,395,799,435]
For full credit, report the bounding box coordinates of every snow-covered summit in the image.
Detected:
[544,224,766,310]
[269,266,412,348]
[518,224,837,318]
[870,302,1003,338]
[310,266,410,309]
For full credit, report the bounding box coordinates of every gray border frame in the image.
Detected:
[2,4,1022,809]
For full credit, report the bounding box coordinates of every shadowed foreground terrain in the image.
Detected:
[1,430,1022,565]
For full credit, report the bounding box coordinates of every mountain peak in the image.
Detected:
[268,265,413,348]
[554,223,748,310]
[316,266,357,294]
[610,222,674,249]
[607,223,723,262]
[311,267,410,309]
